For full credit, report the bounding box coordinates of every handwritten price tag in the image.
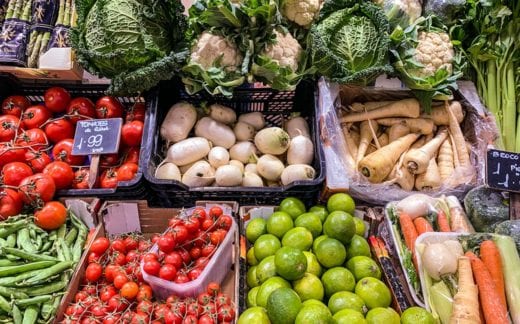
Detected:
[72,118,122,156]
[486,149,520,193]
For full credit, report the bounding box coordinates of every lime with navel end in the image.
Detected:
[254,234,281,261]
[355,277,392,309]
[365,307,400,324]
[314,237,346,268]
[274,246,307,281]
[327,193,355,214]
[333,309,367,324]
[246,218,267,243]
[303,251,322,277]
[246,265,260,288]
[238,306,271,324]
[281,227,313,251]
[323,211,356,245]
[292,273,324,301]
[346,256,382,281]
[302,299,328,310]
[266,287,302,324]
[328,291,368,315]
[247,246,259,266]
[294,212,322,238]
[279,197,306,219]
[256,276,291,308]
[295,305,333,324]
[309,205,328,223]
[321,267,356,297]
[247,286,260,307]
[400,307,435,324]
[352,217,367,236]
[346,235,371,259]
[312,234,328,252]
[257,255,277,283]
[267,211,294,238]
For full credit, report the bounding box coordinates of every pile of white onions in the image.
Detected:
[155,102,317,187]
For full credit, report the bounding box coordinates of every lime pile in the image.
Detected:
[239,194,434,324]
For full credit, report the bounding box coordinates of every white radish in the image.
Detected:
[229,160,244,173]
[167,137,211,166]
[238,112,265,130]
[160,102,197,144]
[254,127,290,155]
[229,141,257,164]
[179,161,199,174]
[242,172,264,187]
[287,135,314,165]
[234,121,256,141]
[195,117,236,149]
[281,164,316,185]
[208,147,230,168]
[257,154,285,181]
[244,163,258,174]
[286,115,310,138]
[181,161,215,187]
[206,104,236,125]
[155,160,181,181]
[215,165,243,187]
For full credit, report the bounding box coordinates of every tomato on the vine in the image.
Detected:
[100,169,118,189]
[85,262,103,282]
[159,264,177,281]
[185,217,201,233]
[72,168,93,189]
[143,260,161,276]
[209,206,223,219]
[66,97,96,124]
[34,201,67,230]
[198,314,215,324]
[197,292,212,306]
[174,273,190,284]
[15,128,47,150]
[209,229,227,245]
[0,143,26,167]
[0,115,21,142]
[188,268,202,281]
[100,153,119,168]
[2,95,30,117]
[208,282,221,297]
[216,215,233,231]
[1,162,33,186]
[117,162,138,182]
[217,304,235,322]
[53,139,86,166]
[215,293,231,307]
[44,118,75,143]
[18,173,56,204]
[125,103,145,122]
[122,146,140,164]
[157,233,176,253]
[0,188,23,220]
[25,150,51,173]
[87,252,101,263]
[201,244,216,258]
[95,96,124,119]
[43,161,74,190]
[44,87,71,113]
[90,237,110,255]
[113,274,129,289]
[121,120,144,147]
[164,251,183,269]
[172,224,189,244]
[107,294,127,312]
[136,299,153,315]
[124,236,138,251]
[120,281,139,300]
[99,286,117,302]
[182,314,198,324]
[136,284,153,302]
[22,105,51,129]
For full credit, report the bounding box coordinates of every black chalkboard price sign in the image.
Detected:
[486,149,520,193]
[72,118,123,156]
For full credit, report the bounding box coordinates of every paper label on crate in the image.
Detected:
[103,203,141,235]
[486,149,520,193]
[65,199,96,229]
[72,118,122,155]
[243,206,275,226]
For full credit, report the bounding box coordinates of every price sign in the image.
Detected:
[72,118,122,156]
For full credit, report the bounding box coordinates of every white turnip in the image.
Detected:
[182,161,215,187]
[242,172,264,187]
[238,112,265,130]
[208,147,230,169]
[254,127,290,155]
[167,137,211,166]
[281,164,316,185]
[257,154,284,181]
[215,165,243,187]
[234,121,256,141]
[160,102,197,144]
[229,160,244,173]
[245,163,258,174]
[155,160,181,181]
[285,115,310,138]
[207,103,236,125]
[287,135,314,165]
[229,141,257,164]
[195,117,236,149]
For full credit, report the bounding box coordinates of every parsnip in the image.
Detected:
[437,139,455,181]
[350,101,397,112]
[421,101,464,125]
[341,99,421,123]
[388,123,411,143]
[342,124,358,159]
[366,133,389,155]
[415,158,441,190]
[357,120,379,165]
[403,128,448,174]
[449,257,481,324]
[376,118,434,135]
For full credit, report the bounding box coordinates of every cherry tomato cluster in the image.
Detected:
[0,87,145,219]
[143,206,233,284]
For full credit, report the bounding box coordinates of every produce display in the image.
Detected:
[155,102,316,187]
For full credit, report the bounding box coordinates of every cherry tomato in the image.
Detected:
[217,215,233,230]
[99,286,117,302]
[174,273,190,284]
[90,237,110,255]
[85,262,103,282]
[197,292,212,306]
[44,87,71,113]
[183,314,198,324]
[0,115,21,142]
[116,162,138,182]
[2,95,30,117]
[215,293,231,307]
[25,150,51,173]
[100,153,119,168]
[138,240,150,252]
[87,252,101,263]
[66,97,96,124]
[185,217,201,233]
[74,291,89,303]
[198,314,215,324]
[201,219,214,231]
[194,256,209,268]
[18,173,56,204]
[189,246,202,260]
[44,118,74,143]
[1,162,33,186]
[121,120,144,147]
[136,299,153,315]
[141,253,158,263]
[208,282,221,296]
[217,304,235,322]
[52,139,86,166]
[188,268,202,281]
[0,188,23,220]
[72,168,94,189]
[95,96,124,119]
[159,264,177,281]
[192,207,208,220]
[43,161,74,190]
[15,128,47,150]
[103,314,121,324]
[122,146,140,164]
[0,143,26,167]
[123,236,138,251]
[136,284,153,302]
[172,225,189,244]
[100,169,118,188]
[125,103,145,122]
[120,281,139,300]
[164,251,183,268]
[113,274,129,289]
[107,294,127,312]
[22,105,51,129]
[143,260,161,276]
[157,233,176,253]
[65,303,85,317]
[209,206,223,219]
[178,249,191,264]
[113,252,127,266]
[209,229,227,245]
[201,244,216,258]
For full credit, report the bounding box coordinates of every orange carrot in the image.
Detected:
[465,251,509,324]
[413,217,433,235]
[437,210,451,232]
[480,240,507,307]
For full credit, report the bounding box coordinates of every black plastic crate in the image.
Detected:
[0,73,156,200]
[143,80,325,208]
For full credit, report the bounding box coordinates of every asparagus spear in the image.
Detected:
[5,0,15,20]
[20,0,30,21]
[62,0,70,27]
[38,30,50,57]
[12,0,22,19]
[56,0,64,25]
[27,31,42,67]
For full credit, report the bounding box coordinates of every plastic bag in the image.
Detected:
[0,19,30,66]
[423,0,466,26]
[0,0,7,24]
[373,0,422,28]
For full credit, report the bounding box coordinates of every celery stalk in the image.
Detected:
[494,235,520,323]
[429,281,453,324]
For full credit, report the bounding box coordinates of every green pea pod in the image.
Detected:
[64,228,78,247]
[72,229,87,263]
[0,261,57,278]
[28,228,36,241]
[70,212,88,233]
[34,236,42,251]
[12,304,22,324]
[0,260,21,267]
[0,221,27,239]
[17,229,37,253]
[24,261,73,285]
[0,295,10,314]
[0,269,44,287]
[21,305,38,324]
[0,285,28,299]
[39,241,52,253]
[6,234,17,248]
[23,280,67,296]
[39,297,57,321]
[1,247,59,262]
[56,224,66,240]
[16,295,52,307]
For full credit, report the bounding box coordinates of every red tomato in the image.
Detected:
[172,225,189,244]
[107,294,127,312]
[43,161,74,190]
[95,96,124,119]
[34,201,67,230]
[90,237,110,255]
[217,215,233,231]
[66,97,96,125]
[209,206,223,219]
[178,249,191,264]
[123,236,138,251]
[122,147,140,164]
[74,291,88,303]
[44,118,74,143]
[103,314,121,324]
[186,302,201,317]
[125,102,145,122]
[52,139,86,166]
[183,314,198,324]
[100,153,119,168]
[201,219,214,231]
[22,105,51,129]
[44,87,71,113]
[197,292,212,306]
[0,143,25,167]
[209,229,227,245]
[111,239,126,253]
[189,246,202,260]
[15,128,47,150]
[217,305,235,322]
[100,169,118,188]
[188,268,202,281]
[164,251,183,268]
[113,252,127,266]
[72,168,93,189]
[185,217,201,233]
[138,240,150,252]
[143,260,161,276]
[194,256,209,268]
[113,274,129,289]
[18,173,56,204]
[215,293,231,307]
[1,162,33,186]
[201,244,216,258]
[0,188,23,220]
[136,284,153,302]
[192,207,208,220]
[0,115,21,142]
[99,286,117,302]
[87,252,101,263]
[141,253,158,263]
[120,281,139,300]
[2,95,30,117]
[117,162,138,182]
[174,273,190,284]
[131,312,149,324]
[121,120,144,147]
[208,282,222,297]
[25,150,51,173]
[85,263,103,282]
[198,314,215,324]
[136,299,153,315]
[65,303,85,317]
[157,233,176,253]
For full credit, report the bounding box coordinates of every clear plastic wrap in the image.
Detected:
[318,79,498,205]
[373,0,422,28]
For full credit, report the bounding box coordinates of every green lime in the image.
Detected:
[246,266,260,288]
[274,246,307,281]
[400,307,435,324]
[365,307,400,324]
[333,308,367,324]
[247,286,260,307]
[281,227,313,251]
[346,256,382,281]
[267,211,294,238]
[312,235,328,252]
[309,205,328,223]
[346,235,371,259]
[247,246,259,266]
[254,234,281,261]
[328,291,368,315]
[256,276,291,308]
[294,213,323,238]
[257,255,277,283]
[314,237,346,268]
[355,278,392,309]
[238,306,271,324]
[327,193,355,214]
[323,211,356,245]
[295,305,333,324]
[266,287,302,324]
[302,299,328,310]
[279,197,306,219]
[303,251,322,277]
[292,273,324,301]
[321,267,356,297]
[353,217,366,237]
[246,218,268,243]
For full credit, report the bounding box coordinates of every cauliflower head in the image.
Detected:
[262,30,303,71]
[281,0,321,27]
[374,0,421,27]
[413,31,454,78]
[190,32,243,72]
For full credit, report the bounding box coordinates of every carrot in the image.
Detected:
[404,127,448,174]
[341,99,421,123]
[388,122,411,143]
[480,240,507,307]
[413,217,433,235]
[399,213,419,258]
[437,210,451,232]
[421,100,465,125]
[358,133,420,183]
[357,120,379,165]
[465,251,509,324]
[415,158,441,191]
[437,138,455,181]
[376,117,434,135]
[449,256,481,324]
